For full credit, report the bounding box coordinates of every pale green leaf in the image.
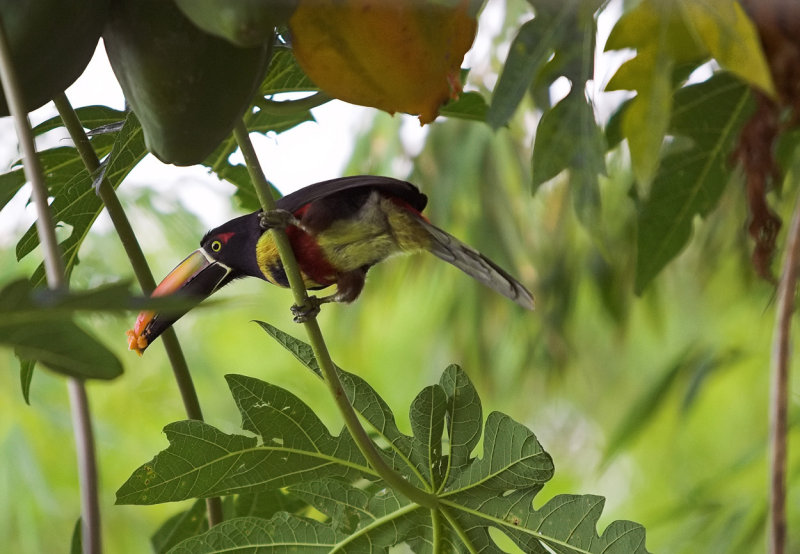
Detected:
[678,0,775,97]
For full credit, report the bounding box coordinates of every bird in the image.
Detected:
[127,175,534,354]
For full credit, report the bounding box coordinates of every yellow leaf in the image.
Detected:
[679,0,775,97]
[290,0,477,125]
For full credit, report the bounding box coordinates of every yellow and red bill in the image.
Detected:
[127,249,231,355]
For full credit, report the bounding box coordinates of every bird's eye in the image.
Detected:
[210,240,222,252]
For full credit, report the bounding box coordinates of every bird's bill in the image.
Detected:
[127,249,231,355]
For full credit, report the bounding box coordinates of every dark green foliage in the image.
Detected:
[118,324,650,553]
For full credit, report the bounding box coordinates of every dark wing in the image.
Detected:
[276,175,428,213]
[417,218,535,310]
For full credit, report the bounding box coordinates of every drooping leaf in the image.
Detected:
[488,0,600,128]
[0,280,123,380]
[18,110,147,287]
[677,0,775,97]
[152,500,209,554]
[440,91,488,121]
[532,89,606,228]
[32,105,126,137]
[138,324,651,553]
[17,353,34,404]
[635,73,753,292]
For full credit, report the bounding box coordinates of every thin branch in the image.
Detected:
[51,93,223,528]
[0,16,102,554]
[233,120,440,510]
[768,190,800,554]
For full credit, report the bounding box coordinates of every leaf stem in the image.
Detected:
[52,93,223,527]
[768,189,800,554]
[0,16,102,554]
[255,91,332,115]
[431,507,443,554]
[439,506,477,554]
[233,120,439,510]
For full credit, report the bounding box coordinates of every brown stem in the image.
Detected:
[768,190,800,554]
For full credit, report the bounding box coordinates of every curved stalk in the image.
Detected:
[255,91,332,115]
[233,121,439,510]
[51,93,223,528]
[768,190,800,554]
[0,17,102,554]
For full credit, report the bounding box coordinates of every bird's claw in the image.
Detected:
[291,297,322,323]
[259,209,300,230]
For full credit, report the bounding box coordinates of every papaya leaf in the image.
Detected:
[635,73,753,292]
[0,164,25,212]
[677,0,775,97]
[144,324,650,553]
[115,375,372,505]
[18,110,146,287]
[151,491,305,553]
[440,91,488,121]
[532,90,606,229]
[0,280,123,380]
[151,500,208,554]
[260,47,318,96]
[487,16,561,128]
[32,105,126,137]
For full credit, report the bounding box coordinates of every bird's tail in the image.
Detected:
[417,218,534,310]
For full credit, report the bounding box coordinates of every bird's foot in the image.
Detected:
[259,209,303,230]
[291,296,322,323]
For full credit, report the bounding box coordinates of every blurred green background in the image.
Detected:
[3,5,800,553]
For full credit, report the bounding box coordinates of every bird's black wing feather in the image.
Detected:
[275,175,428,213]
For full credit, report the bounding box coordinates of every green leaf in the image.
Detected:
[18,353,34,404]
[18,111,146,287]
[0,164,25,212]
[152,500,209,554]
[0,280,123,380]
[532,90,606,228]
[115,376,371,505]
[144,325,651,552]
[487,16,561,128]
[32,105,126,136]
[605,0,708,188]
[168,514,343,553]
[635,73,753,292]
[677,0,775,97]
[70,518,82,554]
[440,91,488,122]
[260,47,319,96]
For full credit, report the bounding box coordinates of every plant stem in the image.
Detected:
[768,190,800,554]
[0,17,102,554]
[52,93,222,527]
[431,508,442,554]
[255,91,332,115]
[233,120,439,510]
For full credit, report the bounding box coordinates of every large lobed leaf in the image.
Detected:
[119,323,650,553]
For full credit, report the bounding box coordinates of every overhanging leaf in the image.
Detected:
[18,110,146,287]
[635,73,753,292]
[0,280,122,380]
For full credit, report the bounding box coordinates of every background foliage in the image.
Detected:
[1,0,799,552]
